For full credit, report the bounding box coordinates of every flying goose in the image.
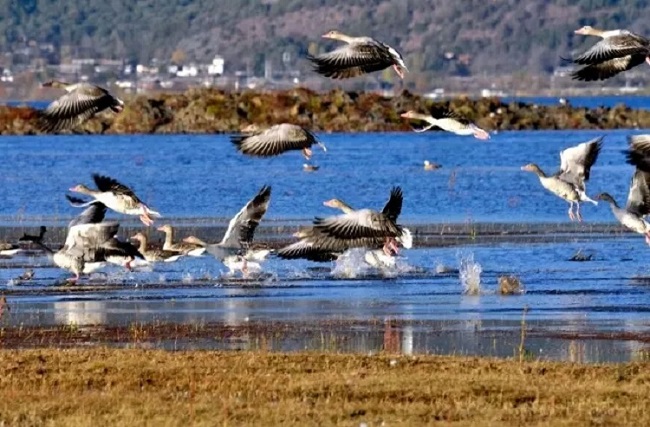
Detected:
[182,185,272,274]
[567,26,650,81]
[521,136,603,221]
[69,174,161,226]
[598,135,650,245]
[38,80,124,133]
[232,124,326,160]
[156,225,206,256]
[400,110,490,140]
[278,187,411,262]
[307,30,408,80]
[130,232,182,263]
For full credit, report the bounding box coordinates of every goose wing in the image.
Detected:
[313,209,401,240]
[572,33,650,65]
[64,222,119,258]
[38,84,114,132]
[570,54,646,81]
[381,186,403,222]
[557,136,603,190]
[307,41,395,79]
[626,170,650,217]
[220,185,272,248]
[231,125,317,157]
[92,174,142,202]
[66,195,107,228]
[625,135,650,172]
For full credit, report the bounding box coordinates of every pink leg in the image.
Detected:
[125,259,133,271]
[645,232,650,246]
[302,148,312,160]
[576,203,583,222]
[568,203,575,221]
[646,56,650,66]
[393,64,405,79]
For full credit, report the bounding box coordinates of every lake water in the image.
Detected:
[1,130,650,362]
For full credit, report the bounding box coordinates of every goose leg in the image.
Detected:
[393,64,405,79]
[302,147,312,160]
[646,56,650,66]
[645,232,650,246]
[125,258,133,271]
[139,214,154,226]
[568,202,575,221]
[576,202,583,222]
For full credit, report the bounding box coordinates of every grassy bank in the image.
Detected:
[1,348,649,426]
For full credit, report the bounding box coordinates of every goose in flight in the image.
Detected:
[567,26,650,81]
[69,174,161,226]
[400,110,490,140]
[38,80,124,132]
[521,136,603,221]
[232,124,326,160]
[598,135,650,245]
[278,187,410,262]
[183,185,272,274]
[307,30,408,80]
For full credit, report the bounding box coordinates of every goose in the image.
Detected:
[181,185,272,274]
[18,225,47,245]
[130,232,182,263]
[38,80,124,132]
[69,174,161,226]
[423,160,441,171]
[52,196,144,280]
[307,30,408,80]
[567,26,650,81]
[232,124,326,160]
[400,111,490,140]
[156,225,206,256]
[0,242,21,257]
[521,136,603,221]
[278,187,411,263]
[598,135,650,245]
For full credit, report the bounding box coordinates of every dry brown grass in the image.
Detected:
[1,349,650,426]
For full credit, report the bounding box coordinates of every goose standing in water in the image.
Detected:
[521,136,603,221]
[400,111,490,140]
[567,26,650,81]
[38,80,124,132]
[182,185,272,275]
[278,187,411,263]
[598,135,650,245]
[130,232,182,263]
[232,124,326,161]
[156,225,206,257]
[69,174,161,226]
[307,30,408,80]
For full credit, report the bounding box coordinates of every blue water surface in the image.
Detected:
[0,130,644,223]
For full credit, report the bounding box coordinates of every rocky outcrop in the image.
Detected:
[3,88,650,135]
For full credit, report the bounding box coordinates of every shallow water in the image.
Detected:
[1,130,650,362]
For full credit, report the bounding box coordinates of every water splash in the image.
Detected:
[458,251,482,295]
[332,248,414,279]
[331,249,373,278]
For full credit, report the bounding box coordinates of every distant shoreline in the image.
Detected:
[3,87,650,135]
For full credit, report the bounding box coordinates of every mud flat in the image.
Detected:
[1,346,649,426]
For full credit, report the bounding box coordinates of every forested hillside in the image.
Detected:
[1,0,648,78]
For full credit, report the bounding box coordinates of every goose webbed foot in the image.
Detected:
[302,147,312,160]
[568,203,576,221]
[139,214,154,226]
[393,64,405,79]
